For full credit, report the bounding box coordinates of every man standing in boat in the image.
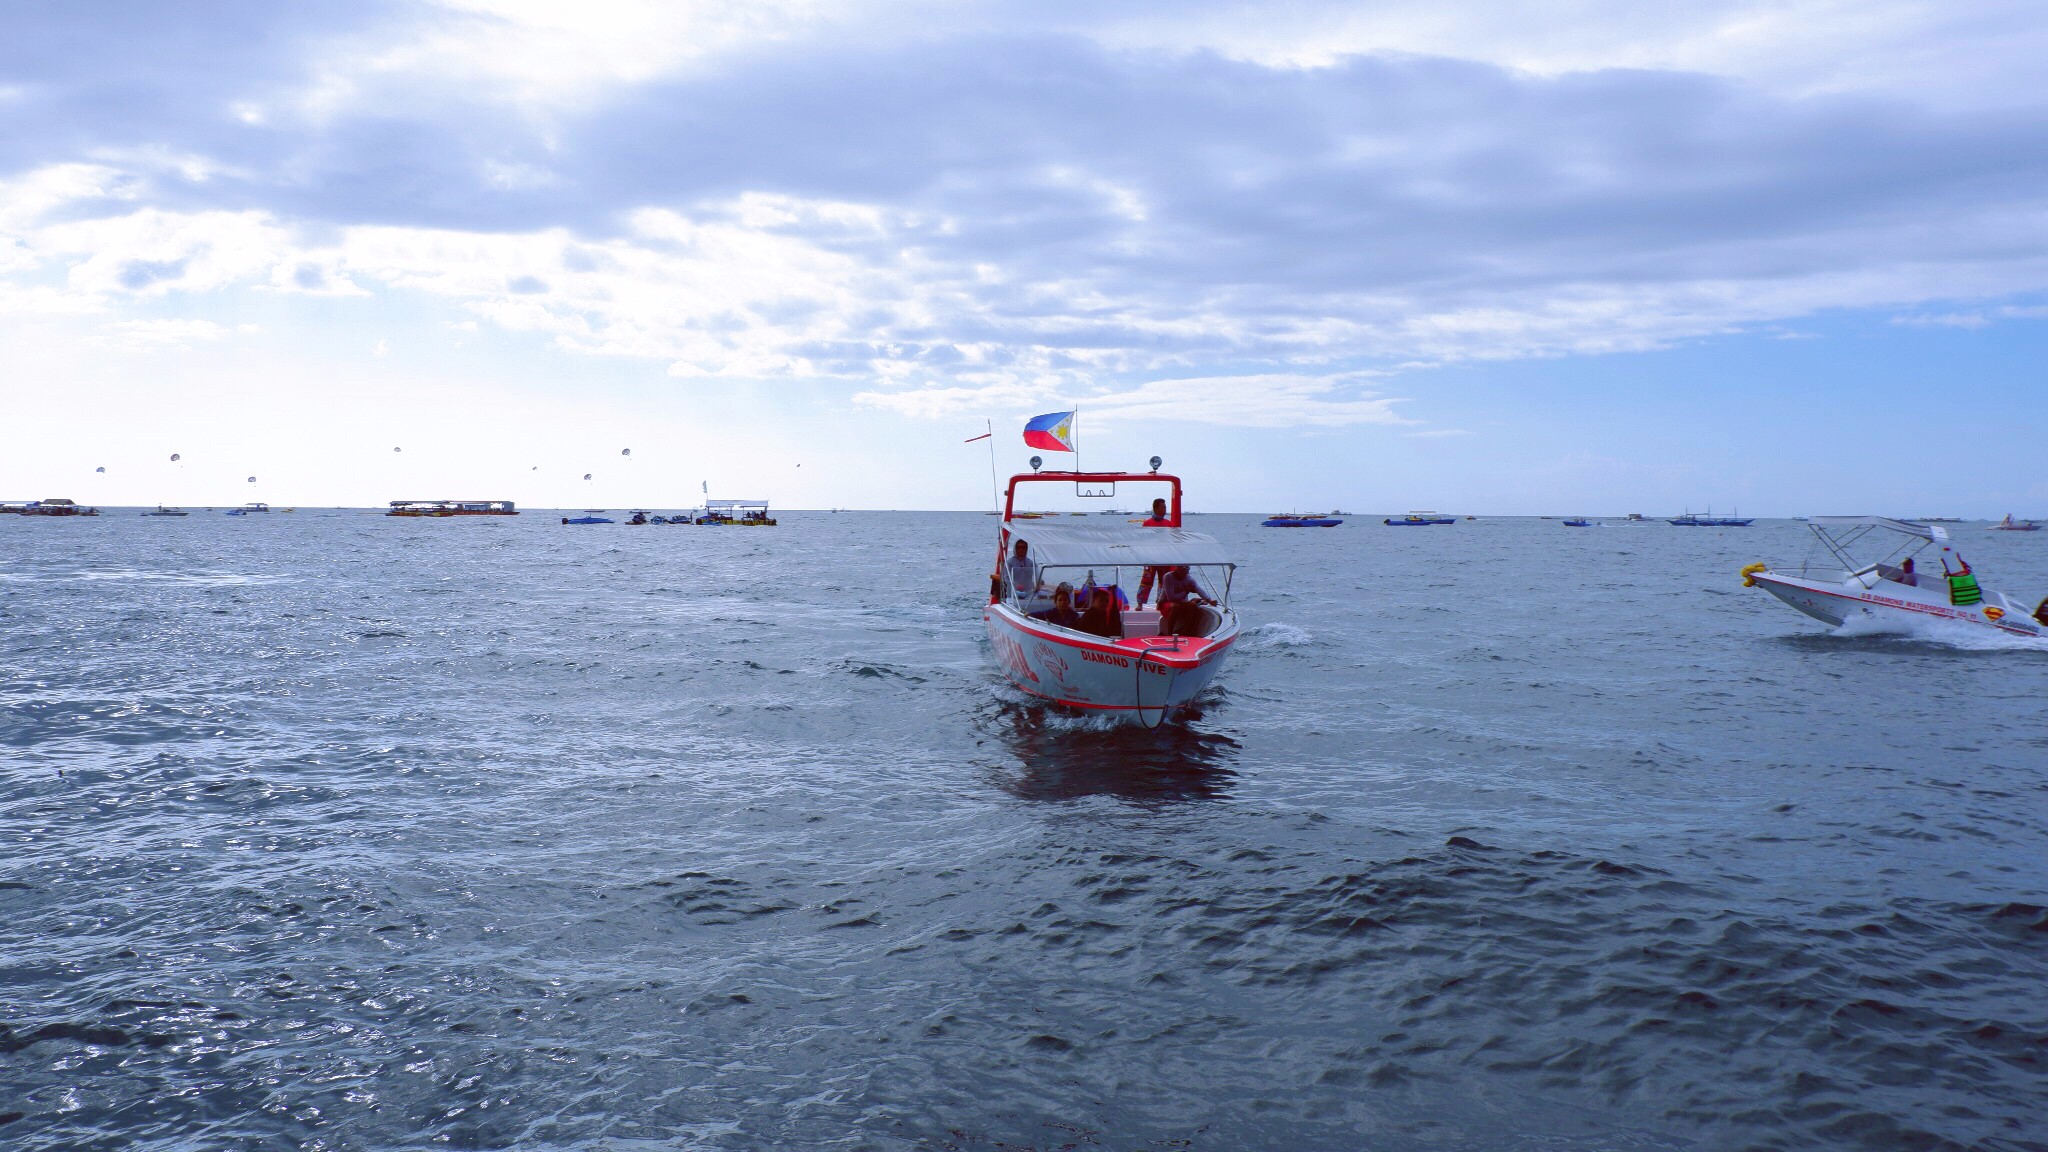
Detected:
[1137,498,1173,607]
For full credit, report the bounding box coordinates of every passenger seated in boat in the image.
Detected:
[1156,565,1215,636]
[1031,583,1082,629]
[1077,587,1122,639]
[1006,539,1039,598]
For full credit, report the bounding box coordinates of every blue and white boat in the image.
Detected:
[1384,510,1456,526]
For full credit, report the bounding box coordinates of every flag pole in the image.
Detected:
[985,419,998,512]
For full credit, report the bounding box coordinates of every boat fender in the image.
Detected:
[1740,562,1767,588]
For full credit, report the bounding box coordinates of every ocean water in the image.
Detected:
[3,510,2045,1151]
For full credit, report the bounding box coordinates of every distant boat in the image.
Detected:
[697,499,777,526]
[4,498,98,517]
[1625,513,1645,521]
[1989,514,2041,532]
[1563,518,1592,527]
[1262,514,1343,527]
[1670,510,1753,526]
[143,506,188,517]
[1384,510,1456,526]
[561,515,613,525]
[387,499,518,517]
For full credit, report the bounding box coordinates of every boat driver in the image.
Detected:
[1031,583,1081,629]
[1006,538,1041,599]
[1156,565,1215,636]
[1898,557,1918,587]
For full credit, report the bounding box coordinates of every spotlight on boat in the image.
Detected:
[1029,455,1043,473]
[1149,456,1162,473]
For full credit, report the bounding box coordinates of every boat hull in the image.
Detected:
[1263,518,1342,527]
[1752,571,2044,637]
[984,604,1237,725]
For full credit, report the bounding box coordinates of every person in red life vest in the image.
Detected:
[1137,497,1173,606]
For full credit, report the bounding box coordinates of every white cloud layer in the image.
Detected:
[4,1,2048,425]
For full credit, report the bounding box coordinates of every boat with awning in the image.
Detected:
[984,465,1238,726]
[1744,516,2044,637]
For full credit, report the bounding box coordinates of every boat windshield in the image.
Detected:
[1000,520,1237,617]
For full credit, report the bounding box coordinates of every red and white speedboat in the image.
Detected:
[984,466,1239,726]
[1745,516,2046,638]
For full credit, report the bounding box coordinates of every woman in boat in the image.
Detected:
[1031,584,1082,630]
[1077,587,1122,638]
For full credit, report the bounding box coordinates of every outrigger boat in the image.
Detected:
[387,499,518,517]
[1384,510,1455,526]
[1671,509,1753,526]
[1989,514,2041,532]
[984,461,1239,727]
[1263,513,1343,527]
[1743,516,2046,638]
[697,499,776,526]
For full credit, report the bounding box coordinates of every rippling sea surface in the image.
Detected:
[4,510,2045,1151]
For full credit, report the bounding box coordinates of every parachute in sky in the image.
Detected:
[247,476,257,483]
[394,446,402,453]
[621,448,631,457]
[170,453,181,462]
[95,466,106,473]
[583,473,593,481]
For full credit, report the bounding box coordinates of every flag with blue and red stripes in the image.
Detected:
[1023,411,1076,452]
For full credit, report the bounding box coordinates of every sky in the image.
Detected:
[2,0,2045,514]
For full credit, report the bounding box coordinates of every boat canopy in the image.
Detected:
[1005,521,1234,568]
[1807,516,1948,542]
[706,499,768,509]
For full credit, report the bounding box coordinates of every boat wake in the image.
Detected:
[1240,622,1315,650]
[1829,612,2048,653]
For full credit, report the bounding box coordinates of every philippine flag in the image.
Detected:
[1023,410,1077,452]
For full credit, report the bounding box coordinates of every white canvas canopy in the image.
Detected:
[706,499,769,509]
[1808,516,1948,542]
[1005,521,1235,568]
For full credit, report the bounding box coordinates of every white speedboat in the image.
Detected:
[1744,517,2045,638]
[984,464,1239,726]
[1990,514,2041,532]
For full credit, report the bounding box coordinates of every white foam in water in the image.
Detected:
[1243,622,1314,649]
[1832,611,2048,652]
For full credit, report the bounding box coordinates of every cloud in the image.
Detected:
[110,318,233,346]
[6,5,2048,426]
